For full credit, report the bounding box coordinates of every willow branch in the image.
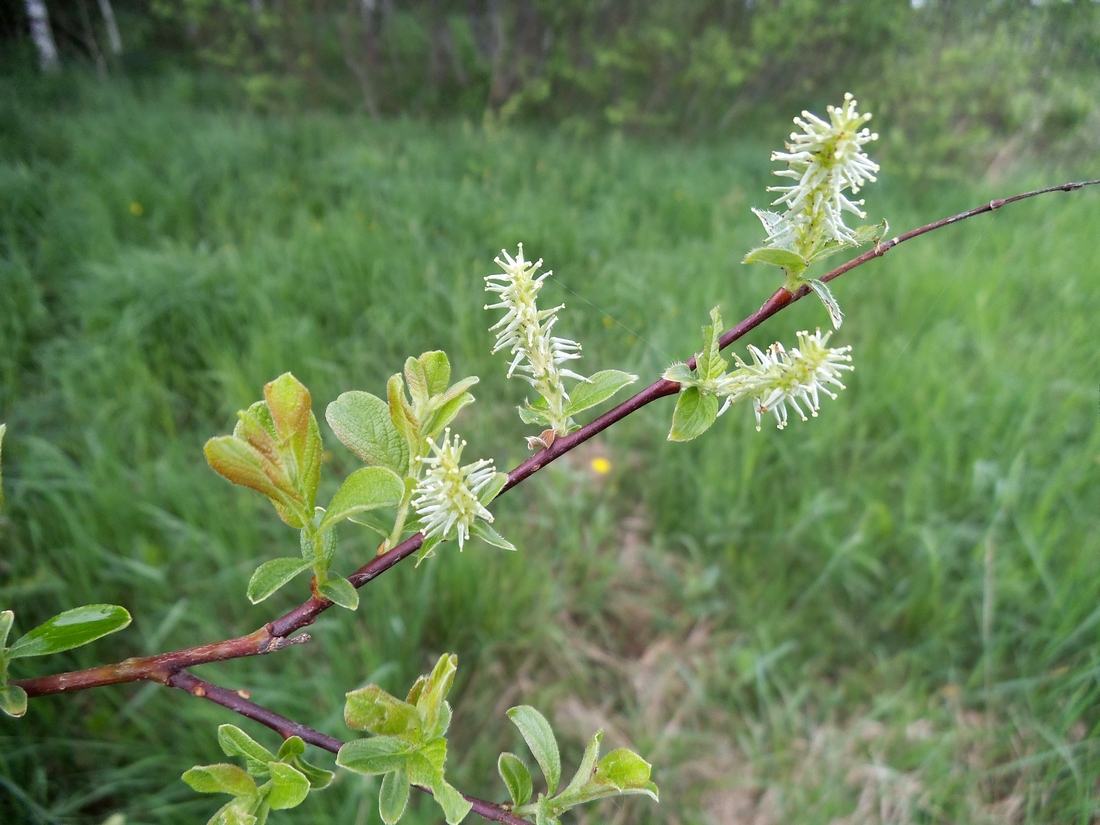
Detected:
[16,178,1099,699]
[167,671,533,825]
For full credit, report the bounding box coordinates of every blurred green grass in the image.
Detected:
[1,73,1098,824]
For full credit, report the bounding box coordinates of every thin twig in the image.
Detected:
[16,178,1099,697]
[167,671,533,825]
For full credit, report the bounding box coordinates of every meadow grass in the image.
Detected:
[1,72,1098,824]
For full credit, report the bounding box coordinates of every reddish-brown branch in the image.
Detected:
[15,178,1099,700]
[168,671,533,825]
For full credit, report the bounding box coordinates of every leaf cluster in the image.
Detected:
[499,705,658,825]
[0,605,131,718]
[183,725,334,825]
[336,654,471,825]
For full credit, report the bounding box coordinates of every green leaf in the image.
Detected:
[478,472,508,508]
[416,654,457,738]
[808,278,844,329]
[517,401,553,428]
[0,684,27,718]
[318,467,404,533]
[593,749,655,795]
[557,731,602,801]
[422,392,475,441]
[344,685,421,738]
[263,374,313,461]
[507,705,561,794]
[7,604,131,659]
[210,797,260,825]
[415,532,444,566]
[470,521,516,552]
[418,351,451,397]
[661,363,696,386]
[275,737,305,761]
[406,739,447,787]
[326,391,409,475]
[498,752,533,807]
[183,764,258,797]
[347,510,393,539]
[432,779,472,825]
[563,370,637,416]
[695,307,727,383]
[203,437,294,509]
[379,768,411,824]
[667,387,720,442]
[387,374,418,450]
[287,756,334,790]
[218,725,275,774]
[246,558,312,605]
[0,609,13,649]
[316,575,359,610]
[261,374,324,512]
[336,736,412,775]
[266,762,310,810]
[404,356,431,407]
[743,246,808,271]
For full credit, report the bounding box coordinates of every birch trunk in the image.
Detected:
[96,0,122,56]
[25,0,60,72]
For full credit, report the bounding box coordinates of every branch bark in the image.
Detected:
[14,178,1100,693]
[167,670,534,825]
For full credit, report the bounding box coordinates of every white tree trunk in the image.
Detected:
[97,0,122,56]
[25,0,60,72]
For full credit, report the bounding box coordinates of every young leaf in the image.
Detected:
[695,307,727,383]
[0,609,13,649]
[273,737,333,790]
[275,737,305,761]
[808,278,844,329]
[563,370,637,417]
[507,706,561,795]
[379,767,411,824]
[325,391,409,475]
[317,467,404,533]
[404,357,431,407]
[344,685,421,738]
[263,373,313,465]
[498,752,533,807]
[431,779,473,825]
[593,749,657,798]
[667,387,720,442]
[203,437,295,509]
[287,756,334,790]
[218,724,275,773]
[661,363,696,386]
[0,684,27,718]
[336,736,412,775]
[418,351,451,396]
[422,391,475,441]
[246,558,312,605]
[209,797,260,825]
[470,521,516,552]
[415,532,444,566]
[406,739,447,787]
[316,576,359,611]
[182,764,258,797]
[477,472,508,508]
[557,731,602,802]
[266,762,310,810]
[416,654,457,738]
[743,246,808,271]
[7,604,131,659]
[387,374,418,450]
